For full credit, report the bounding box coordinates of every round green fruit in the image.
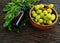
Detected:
[38,19,43,23]
[36,10,42,14]
[32,10,36,14]
[47,20,52,25]
[39,4,44,9]
[46,13,52,19]
[32,13,37,17]
[48,4,54,8]
[35,5,40,10]
[43,16,48,20]
[36,22,40,25]
[50,14,56,21]
[35,18,38,22]
[47,8,52,13]
[43,20,46,24]
[43,10,48,15]
[40,13,44,18]
[35,15,40,19]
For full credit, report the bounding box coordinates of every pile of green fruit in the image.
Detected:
[31,4,56,25]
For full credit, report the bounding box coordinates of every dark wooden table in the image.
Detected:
[0,0,60,43]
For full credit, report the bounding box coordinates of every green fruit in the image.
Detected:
[39,4,44,9]
[36,10,42,14]
[50,14,56,20]
[36,22,40,25]
[47,20,52,25]
[46,13,52,19]
[40,13,44,18]
[44,16,48,20]
[35,5,40,10]
[43,10,48,15]
[48,4,54,8]
[47,8,52,13]
[32,10,36,14]
[35,15,40,19]
[43,20,46,24]
[32,13,37,17]
[38,19,43,23]
[35,18,38,22]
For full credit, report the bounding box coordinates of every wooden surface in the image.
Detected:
[0,0,60,43]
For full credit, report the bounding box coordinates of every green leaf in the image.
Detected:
[58,22,60,25]
[8,25,12,31]
[3,15,15,27]
[3,2,15,12]
[4,5,21,27]
[58,14,60,17]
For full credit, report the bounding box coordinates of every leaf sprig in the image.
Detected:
[3,0,38,32]
[58,14,60,25]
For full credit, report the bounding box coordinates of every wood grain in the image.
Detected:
[0,0,60,43]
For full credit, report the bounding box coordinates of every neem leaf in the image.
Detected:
[4,5,21,27]
[8,25,12,31]
[3,15,15,27]
[58,14,60,17]
[3,2,15,12]
[3,0,38,32]
[58,14,60,25]
[58,22,60,25]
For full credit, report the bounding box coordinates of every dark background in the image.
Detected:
[0,0,60,43]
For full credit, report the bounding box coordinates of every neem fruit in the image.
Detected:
[48,4,54,8]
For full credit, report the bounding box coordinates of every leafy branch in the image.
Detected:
[3,0,38,32]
